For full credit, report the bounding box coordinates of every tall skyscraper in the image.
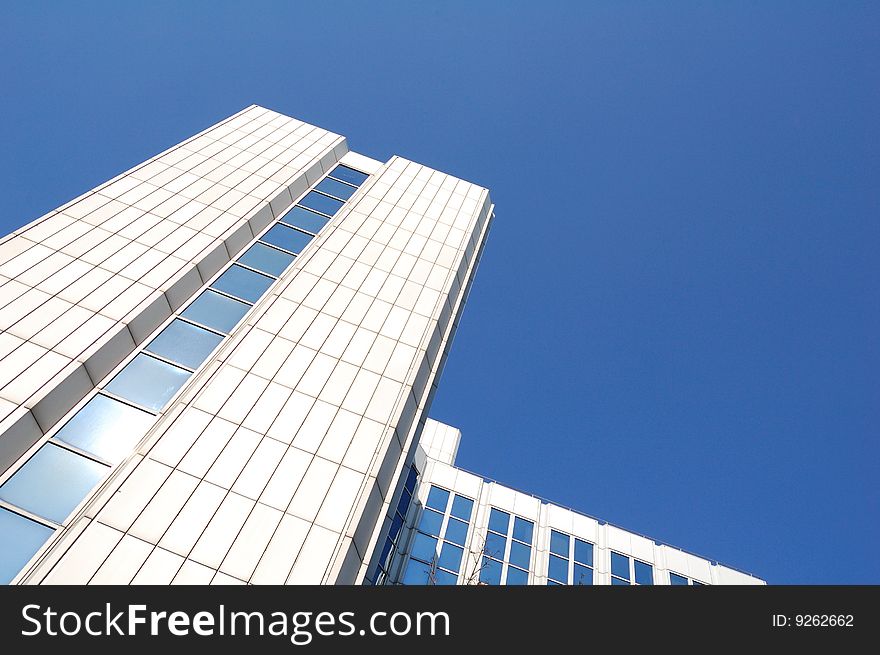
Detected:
[0,106,762,585]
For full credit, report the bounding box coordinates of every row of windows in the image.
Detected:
[547,529,594,585]
[0,163,370,585]
[480,508,534,585]
[370,465,419,586]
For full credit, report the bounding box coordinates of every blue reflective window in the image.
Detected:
[0,444,108,524]
[488,508,509,535]
[506,566,529,585]
[388,513,404,544]
[211,264,274,303]
[402,558,431,585]
[417,508,443,536]
[315,177,357,201]
[549,530,569,557]
[432,569,458,585]
[692,580,706,586]
[438,543,463,573]
[450,495,473,521]
[0,508,54,584]
[53,393,155,464]
[395,489,412,516]
[426,486,450,512]
[444,518,468,546]
[479,557,502,585]
[670,572,689,586]
[237,242,295,277]
[377,537,394,571]
[260,224,313,254]
[146,318,224,370]
[547,579,563,586]
[280,206,329,234]
[512,517,533,544]
[612,577,630,585]
[573,563,593,585]
[611,552,630,580]
[548,554,568,582]
[181,289,251,334]
[410,533,438,563]
[105,354,190,412]
[508,540,531,569]
[484,531,507,560]
[404,466,418,493]
[299,191,344,216]
[634,560,654,585]
[574,539,593,566]
[329,165,369,186]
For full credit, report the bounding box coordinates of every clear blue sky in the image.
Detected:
[1,2,877,584]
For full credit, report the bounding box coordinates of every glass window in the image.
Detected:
[506,566,529,585]
[377,537,394,571]
[329,165,369,186]
[0,444,108,524]
[484,531,507,560]
[260,223,313,254]
[432,569,458,585]
[181,289,251,334]
[402,558,431,585]
[425,486,450,512]
[404,466,418,493]
[237,242,295,277]
[670,572,689,586]
[145,318,224,370]
[547,579,563,586]
[692,580,707,586]
[104,353,190,412]
[612,577,630,586]
[574,539,593,566]
[417,509,443,536]
[444,518,469,546]
[280,206,328,234]
[388,514,404,544]
[298,191,344,216]
[315,177,357,201]
[450,495,473,521]
[395,489,412,517]
[0,508,54,584]
[488,508,509,535]
[634,560,654,585]
[549,529,569,557]
[53,393,155,464]
[508,540,531,569]
[438,543,464,572]
[548,554,568,583]
[611,552,630,580]
[479,557,502,585]
[512,517,533,544]
[573,563,593,585]
[210,264,274,303]
[410,533,438,563]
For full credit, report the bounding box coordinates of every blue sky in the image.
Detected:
[1,2,877,583]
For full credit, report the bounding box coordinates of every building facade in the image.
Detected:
[0,106,761,585]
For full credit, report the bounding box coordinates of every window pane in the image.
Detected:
[237,242,295,277]
[670,572,689,586]
[410,533,438,563]
[260,224,313,254]
[181,289,250,334]
[388,513,404,544]
[548,554,568,583]
[299,191,344,216]
[450,494,473,521]
[508,541,531,569]
[438,543,463,573]
[402,558,431,585]
[549,530,569,557]
[210,264,274,303]
[425,486,449,511]
[433,569,458,585]
[574,539,593,566]
[611,577,630,586]
[488,508,509,535]
[479,557,502,585]
[634,560,654,585]
[417,508,443,536]
[547,580,563,586]
[0,444,108,524]
[104,353,190,412]
[573,563,593,585]
[329,165,369,186]
[315,177,357,201]
[53,393,155,464]
[145,318,224,370]
[512,516,534,544]
[692,580,707,586]
[0,508,54,584]
[506,566,529,585]
[444,518,469,546]
[404,466,418,493]
[611,552,630,580]
[484,531,507,560]
[377,537,394,572]
[280,206,329,234]
[395,489,412,517]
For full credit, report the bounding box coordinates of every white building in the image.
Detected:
[0,106,762,585]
